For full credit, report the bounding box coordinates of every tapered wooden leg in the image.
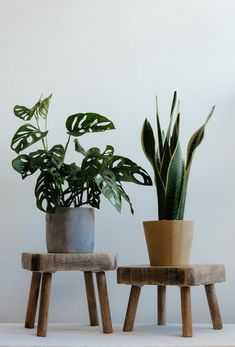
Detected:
[158,285,166,325]
[37,273,52,337]
[84,271,99,326]
[25,272,42,328]
[96,272,113,333]
[205,284,223,330]
[180,287,192,337]
[123,285,141,332]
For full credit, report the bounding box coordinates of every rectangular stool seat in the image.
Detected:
[117,264,225,286]
[22,252,117,272]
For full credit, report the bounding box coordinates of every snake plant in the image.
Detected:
[141,92,214,220]
[11,94,152,214]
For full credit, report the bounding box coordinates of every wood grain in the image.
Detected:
[25,272,41,328]
[158,285,166,325]
[117,265,225,286]
[181,287,192,337]
[205,284,223,330]
[37,273,52,337]
[96,272,113,334]
[22,253,117,272]
[84,271,99,326]
[123,285,141,332]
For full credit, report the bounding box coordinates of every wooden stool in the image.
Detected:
[117,264,225,337]
[22,252,117,337]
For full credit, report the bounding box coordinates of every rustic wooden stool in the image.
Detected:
[117,264,225,337]
[22,252,117,337]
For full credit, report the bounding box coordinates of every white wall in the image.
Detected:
[0,0,235,325]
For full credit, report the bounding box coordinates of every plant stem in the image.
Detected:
[45,116,48,149]
[64,135,71,160]
[35,116,47,151]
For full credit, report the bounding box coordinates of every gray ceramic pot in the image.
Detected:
[46,207,95,253]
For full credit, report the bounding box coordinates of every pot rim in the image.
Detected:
[55,206,94,210]
[143,219,195,224]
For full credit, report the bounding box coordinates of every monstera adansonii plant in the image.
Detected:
[11,95,152,214]
[141,91,214,220]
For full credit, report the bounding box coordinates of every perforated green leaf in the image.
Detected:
[35,171,61,213]
[117,182,134,214]
[81,147,103,180]
[12,154,37,179]
[49,145,65,166]
[66,113,115,137]
[14,94,52,121]
[35,95,52,119]
[96,170,122,213]
[111,156,152,185]
[11,124,48,154]
[14,105,37,121]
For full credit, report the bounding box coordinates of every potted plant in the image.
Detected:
[11,94,152,252]
[141,91,214,265]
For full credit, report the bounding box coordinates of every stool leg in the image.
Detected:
[158,285,166,325]
[180,287,193,337]
[37,273,52,337]
[205,284,223,330]
[84,271,99,326]
[25,272,42,328]
[96,272,113,333]
[123,285,141,332]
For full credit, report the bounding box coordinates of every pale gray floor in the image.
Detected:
[0,324,235,347]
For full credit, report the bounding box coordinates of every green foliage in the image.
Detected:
[141,91,214,220]
[11,95,152,214]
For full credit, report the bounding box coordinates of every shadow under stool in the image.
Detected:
[22,252,117,337]
[117,264,225,337]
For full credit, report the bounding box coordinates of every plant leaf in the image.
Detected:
[170,113,180,153]
[154,165,166,219]
[156,98,164,160]
[87,181,101,209]
[49,145,65,166]
[11,124,48,154]
[35,94,52,119]
[13,94,52,121]
[66,113,115,137]
[141,119,155,166]
[160,140,171,186]
[176,106,214,219]
[165,142,185,219]
[81,147,103,180]
[170,91,177,117]
[12,154,37,179]
[95,170,122,213]
[80,145,114,181]
[35,171,61,213]
[186,106,214,170]
[29,150,47,168]
[110,156,152,185]
[116,181,134,214]
[14,105,37,121]
[176,168,190,220]
[165,91,177,143]
[74,139,86,156]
